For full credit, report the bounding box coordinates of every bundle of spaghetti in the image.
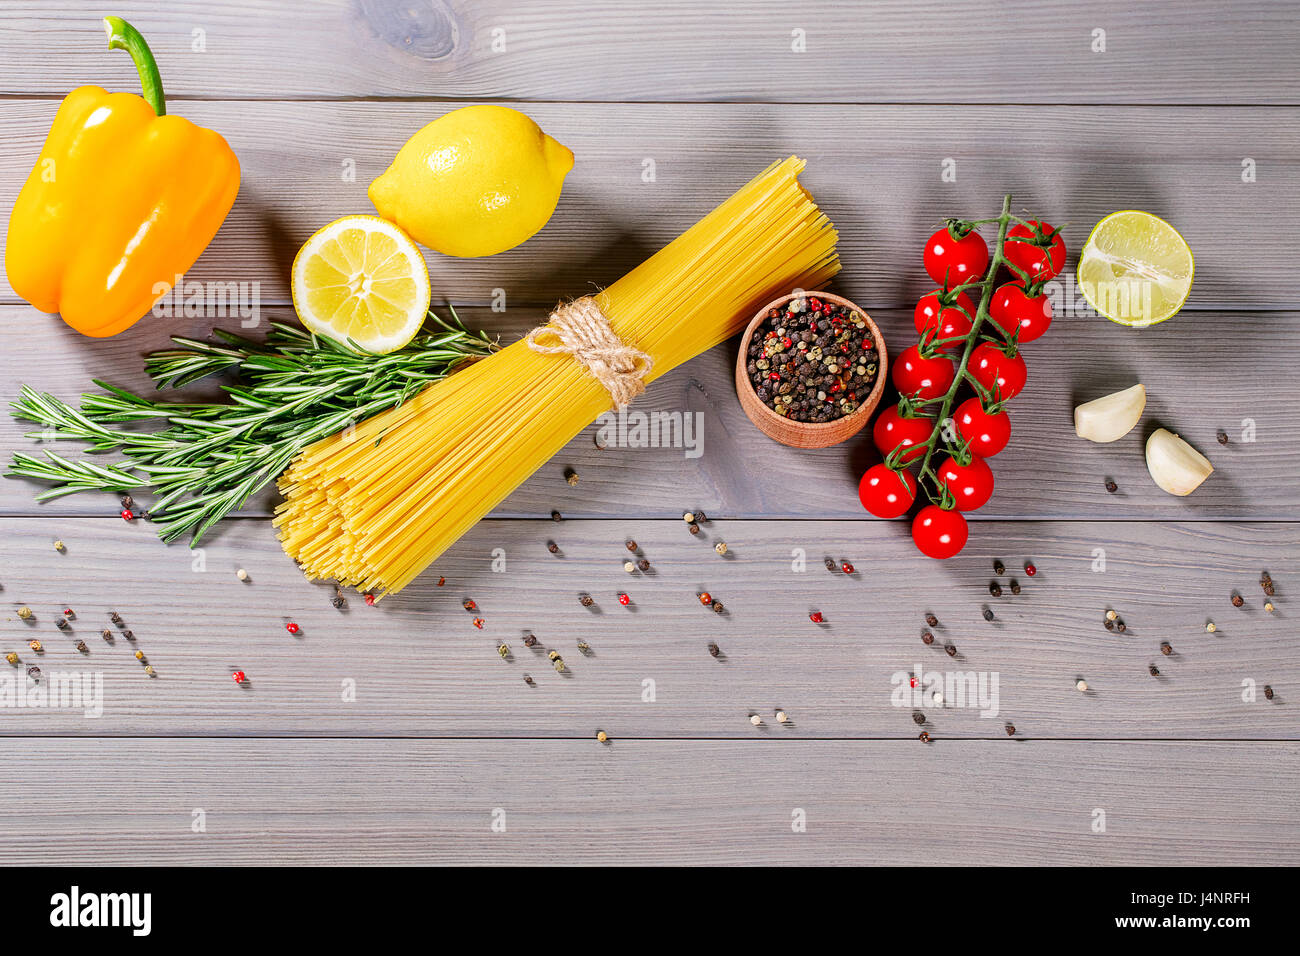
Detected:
[275,157,839,597]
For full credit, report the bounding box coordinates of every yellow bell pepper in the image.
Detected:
[4,17,240,337]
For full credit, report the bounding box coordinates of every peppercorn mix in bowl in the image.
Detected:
[735,291,887,448]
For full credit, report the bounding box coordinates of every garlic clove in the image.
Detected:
[1074,383,1146,443]
[1145,428,1213,496]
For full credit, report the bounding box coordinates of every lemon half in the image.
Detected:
[291,215,431,354]
[1077,210,1194,328]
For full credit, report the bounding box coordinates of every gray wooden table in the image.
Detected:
[1,0,1296,865]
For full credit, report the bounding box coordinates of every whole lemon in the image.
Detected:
[369,105,574,258]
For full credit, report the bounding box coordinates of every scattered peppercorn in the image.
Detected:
[1264,685,1274,700]
[637,558,650,572]
[993,560,1005,575]
[1105,479,1118,494]
[75,640,87,653]
[121,509,134,521]
[708,642,720,658]
[1005,724,1016,736]
[100,629,113,643]
[1232,593,1244,608]
[597,730,608,743]
[579,595,594,608]
[1104,619,1115,632]
[17,606,32,621]
[232,671,246,684]
[29,640,42,653]
[944,644,957,657]
[623,561,635,573]
[27,666,40,681]
[144,665,155,677]
[1076,679,1088,692]
[134,650,145,661]
[110,611,123,627]
[625,539,638,552]
[1161,642,1172,655]
[841,561,854,574]
[925,613,939,627]
[682,512,695,523]
[1264,582,1275,596]
[53,540,65,552]
[577,641,591,655]
[286,622,300,634]
[921,631,934,645]
[982,607,994,621]
[1265,602,1275,613]
[712,601,725,614]
[715,542,729,555]
[919,732,931,743]
[496,643,510,659]
[473,618,485,629]
[331,587,347,610]
[1149,664,1160,677]
[121,494,133,510]
[750,714,762,726]
[699,592,712,606]
[523,675,535,685]
[1009,580,1021,594]
[1115,620,1126,633]
[547,541,559,554]
[809,611,824,624]
[989,582,1002,598]
[1025,563,1037,576]
[688,523,700,535]
[1106,609,1117,621]
[364,593,376,606]
[618,593,630,606]
[564,468,579,486]
[463,599,477,612]
[825,557,837,572]
[4,653,17,665]
[1206,621,1217,633]
[551,510,562,522]
[523,633,538,648]
[1216,430,1228,445]
[55,617,69,630]
[549,651,565,672]
[695,510,708,523]
[912,712,926,725]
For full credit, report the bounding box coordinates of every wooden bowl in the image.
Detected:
[735,291,887,449]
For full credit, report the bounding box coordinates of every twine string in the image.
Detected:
[525,296,654,409]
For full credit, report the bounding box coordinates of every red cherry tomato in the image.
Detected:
[937,454,994,511]
[872,406,935,464]
[892,345,955,401]
[969,342,1027,401]
[989,282,1053,344]
[915,287,977,335]
[858,464,917,519]
[912,505,969,559]
[923,226,989,287]
[1004,220,1066,282]
[913,291,975,352]
[954,397,1011,458]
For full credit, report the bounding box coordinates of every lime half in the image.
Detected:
[1077,210,1194,327]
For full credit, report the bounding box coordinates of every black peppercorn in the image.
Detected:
[1116,620,1126,632]
[912,712,926,725]
[993,560,1004,575]
[1232,592,1244,607]
[551,510,562,522]
[1160,642,1172,655]
[523,633,538,648]
[989,582,1002,598]
[625,540,637,552]
[547,540,559,553]
[1217,430,1228,445]
[637,558,650,571]
[1105,479,1118,494]
[944,644,957,657]
[708,642,720,658]
[1009,580,1021,595]
[921,631,934,645]
[579,595,594,607]
[712,601,725,614]
[1005,724,1015,736]
[1264,582,1275,596]
[982,607,994,621]
[688,523,700,535]
[1105,619,1115,631]
[925,613,939,627]
[1264,685,1274,700]
[919,731,931,743]
[825,557,837,572]
[1149,664,1160,677]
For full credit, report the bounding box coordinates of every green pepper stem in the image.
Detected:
[103,16,166,116]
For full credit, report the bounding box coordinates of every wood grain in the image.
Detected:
[1,1,1297,105]
[1,101,1296,310]
[2,306,1295,520]
[0,738,1294,865]
[1,516,1293,739]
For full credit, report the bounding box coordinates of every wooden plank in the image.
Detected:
[1,516,1293,739]
[0,738,1294,864]
[1,101,1297,310]
[2,306,1295,520]
[2,1,1297,105]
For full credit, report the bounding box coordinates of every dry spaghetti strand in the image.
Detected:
[276,157,840,597]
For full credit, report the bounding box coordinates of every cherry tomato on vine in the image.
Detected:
[923,226,989,287]
[937,454,995,511]
[872,406,935,464]
[989,282,1052,344]
[954,397,1011,458]
[914,289,977,341]
[892,345,955,401]
[858,464,917,519]
[1004,220,1066,282]
[912,505,969,559]
[968,342,1028,401]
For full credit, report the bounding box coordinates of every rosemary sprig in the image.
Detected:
[7,309,496,544]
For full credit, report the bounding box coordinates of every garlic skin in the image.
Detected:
[1145,428,1213,496]
[1074,384,1146,443]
